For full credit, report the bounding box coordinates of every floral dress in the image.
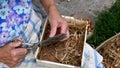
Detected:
[0,0,44,68]
[0,0,32,46]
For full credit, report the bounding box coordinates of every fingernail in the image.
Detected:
[49,34,54,37]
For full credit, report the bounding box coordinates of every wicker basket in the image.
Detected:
[96,33,120,68]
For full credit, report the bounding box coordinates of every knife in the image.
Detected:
[22,34,66,49]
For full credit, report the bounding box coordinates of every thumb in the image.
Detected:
[9,41,22,48]
[49,24,57,37]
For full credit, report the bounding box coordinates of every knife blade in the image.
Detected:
[22,34,66,49]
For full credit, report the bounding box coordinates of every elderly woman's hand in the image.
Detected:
[48,6,69,40]
[0,41,27,68]
[40,0,69,40]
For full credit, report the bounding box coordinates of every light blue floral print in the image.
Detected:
[13,5,24,15]
[0,0,32,46]
[0,8,9,19]
[0,31,9,45]
[23,6,31,14]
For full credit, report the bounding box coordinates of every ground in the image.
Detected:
[33,0,116,23]
[55,0,116,23]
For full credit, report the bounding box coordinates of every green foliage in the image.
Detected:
[87,0,120,47]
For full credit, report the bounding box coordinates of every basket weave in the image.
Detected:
[96,33,120,68]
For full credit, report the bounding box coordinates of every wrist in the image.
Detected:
[48,5,61,17]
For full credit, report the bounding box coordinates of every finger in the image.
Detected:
[60,21,68,34]
[11,54,25,67]
[49,22,58,37]
[61,30,69,41]
[13,37,24,42]
[15,56,25,66]
[11,48,27,57]
[66,30,70,39]
[7,61,17,68]
[9,41,22,48]
[7,64,15,68]
[4,61,14,67]
[15,62,22,67]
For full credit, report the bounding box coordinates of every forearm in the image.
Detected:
[40,0,60,16]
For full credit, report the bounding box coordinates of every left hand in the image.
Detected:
[48,11,69,40]
[0,41,27,68]
[40,0,69,40]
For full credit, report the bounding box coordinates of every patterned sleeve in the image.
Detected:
[0,0,32,46]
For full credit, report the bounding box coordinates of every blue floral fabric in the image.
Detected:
[0,0,32,46]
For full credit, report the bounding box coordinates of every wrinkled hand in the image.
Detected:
[48,13,69,40]
[0,41,27,68]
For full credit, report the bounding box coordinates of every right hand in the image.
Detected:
[0,41,27,68]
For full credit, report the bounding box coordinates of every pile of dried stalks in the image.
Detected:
[97,33,120,68]
[37,17,88,66]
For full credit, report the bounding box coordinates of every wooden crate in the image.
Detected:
[96,33,120,68]
[35,16,89,68]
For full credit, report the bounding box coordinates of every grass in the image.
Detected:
[87,0,120,47]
